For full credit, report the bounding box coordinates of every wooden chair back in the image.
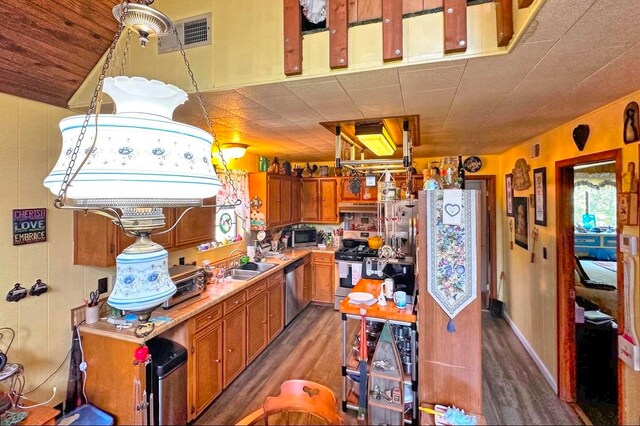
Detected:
[236,380,343,425]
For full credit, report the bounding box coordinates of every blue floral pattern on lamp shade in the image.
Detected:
[426,191,478,319]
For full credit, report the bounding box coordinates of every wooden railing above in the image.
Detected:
[283,0,532,76]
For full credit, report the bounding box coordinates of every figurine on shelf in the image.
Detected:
[282,161,292,176]
[268,157,280,174]
[305,163,318,177]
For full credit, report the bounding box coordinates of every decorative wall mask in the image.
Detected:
[573,124,590,151]
[511,158,531,191]
[624,102,639,144]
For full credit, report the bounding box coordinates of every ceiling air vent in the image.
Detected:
[158,13,211,54]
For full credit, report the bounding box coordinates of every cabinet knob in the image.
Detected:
[262,320,267,324]
[207,315,212,320]
[228,349,232,353]
[270,314,274,317]
[214,359,221,364]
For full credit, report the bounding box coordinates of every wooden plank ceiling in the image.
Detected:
[0,0,117,107]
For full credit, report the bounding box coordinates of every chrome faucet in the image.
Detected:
[227,248,246,268]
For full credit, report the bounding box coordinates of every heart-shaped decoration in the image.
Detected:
[302,386,320,398]
[573,124,589,151]
[444,203,461,218]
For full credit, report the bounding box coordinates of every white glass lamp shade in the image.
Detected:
[43,76,221,208]
[213,143,248,163]
[107,238,176,317]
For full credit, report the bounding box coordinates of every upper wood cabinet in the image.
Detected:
[340,177,377,202]
[291,179,302,223]
[301,179,320,222]
[249,172,300,229]
[301,178,339,223]
[74,198,215,267]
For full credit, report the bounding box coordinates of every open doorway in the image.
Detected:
[556,149,623,425]
[466,176,496,310]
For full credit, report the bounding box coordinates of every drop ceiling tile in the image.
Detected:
[403,87,456,116]
[309,100,364,121]
[519,0,597,44]
[348,85,404,107]
[358,102,405,118]
[252,118,297,129]
[463,41,555,81]
[227,107,280,121]
[399,65,465,92]
[337,68,400,91]
[400,59,468,73]
[236,83,294,103]
[202,90,262,110]
[284,79,351,104]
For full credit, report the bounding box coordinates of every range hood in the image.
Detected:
[338,202,377,213]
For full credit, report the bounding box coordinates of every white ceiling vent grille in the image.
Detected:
[158,13,211,54]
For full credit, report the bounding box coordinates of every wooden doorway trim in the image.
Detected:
[555,149,622,412]
[467,175,497,306]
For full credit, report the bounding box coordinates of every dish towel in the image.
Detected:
[351,263,363,286]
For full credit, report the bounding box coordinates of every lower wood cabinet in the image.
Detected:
[246,290,269,364]
[192,321,223,417]
[303,255,313,303]
[267,276,285,341]
[312,252,335,303]
[223,305,246,388]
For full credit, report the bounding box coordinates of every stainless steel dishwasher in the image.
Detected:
[284,258,305,325]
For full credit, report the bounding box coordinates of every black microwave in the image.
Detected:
[291,228,317,248]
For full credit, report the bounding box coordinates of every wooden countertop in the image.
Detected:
[338,278,416,323]
[78,246,336,343]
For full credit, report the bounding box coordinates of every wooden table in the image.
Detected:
[339,278,417,424]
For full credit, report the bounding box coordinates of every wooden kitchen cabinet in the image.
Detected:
[223,304,246,388]
[340,177,377,202]
[291,179,301,223]
[312,252,335,303]
[301,179,319,222]
[74,198,216,267]
[246,286,269,364]
[319,179,338,222]
[192,320,223,417]
[267,275,285,342]
[249,172,300,229]
[303,255,313,304]
[301,178,339,223]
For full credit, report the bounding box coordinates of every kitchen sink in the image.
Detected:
[236,262,278,272]
[225,269,260,281]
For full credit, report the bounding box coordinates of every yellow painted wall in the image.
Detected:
[69,1,504,109]
[499,90,640,423]
[0,91,258,403]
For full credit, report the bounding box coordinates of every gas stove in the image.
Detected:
[335,245,379,261]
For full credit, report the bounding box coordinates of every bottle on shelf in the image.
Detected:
[457,155,465,189]
[441,157,457,189]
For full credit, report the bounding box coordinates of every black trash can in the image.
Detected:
[146,337,188,425]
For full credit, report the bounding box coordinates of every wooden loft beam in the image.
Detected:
[496,0,514,47]
[382,0,403,61]
[443,0,467,53]
[329,0,348,68]
[283,0,302,75]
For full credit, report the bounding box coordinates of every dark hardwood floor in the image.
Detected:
[196,305,581,425]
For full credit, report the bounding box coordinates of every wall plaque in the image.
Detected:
[13,208,46,245]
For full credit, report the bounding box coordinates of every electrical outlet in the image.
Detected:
[179,257,185,265]
[543,247,547,260]
[98,277,108,294]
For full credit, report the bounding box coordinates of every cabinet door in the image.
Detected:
[362,185,377,201]
[267,281,284,342]
[291,179,302,223]
[268,176,281,226]
[117,208,175,254]
[340,177,361,200]
[223,307,246,388]
[280,178,292,225]
[175,197,216,248]
[301,180,319,221]
[319,179,338,222]
[246,291,269,363]
[313,263,334,303]
[192,321,223,416]
[73,211,117,267]
[303,257,313,304]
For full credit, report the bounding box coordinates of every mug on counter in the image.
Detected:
[393,291,407,309]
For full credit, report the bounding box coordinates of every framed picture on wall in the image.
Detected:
[533,167,547,226]
[513,196,529,250]
[506,173,514,217]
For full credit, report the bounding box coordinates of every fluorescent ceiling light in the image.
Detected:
[355,122,396,156]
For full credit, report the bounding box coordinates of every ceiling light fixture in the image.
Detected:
[42,0,239,323]
[355,122,396,156]
[214,143,248,161]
